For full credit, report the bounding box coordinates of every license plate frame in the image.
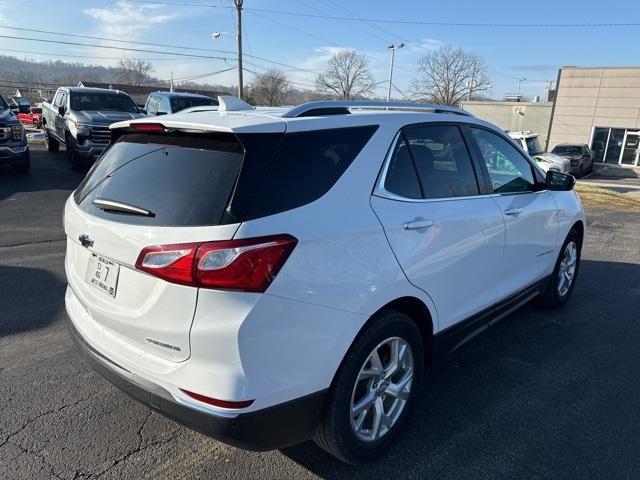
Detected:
[85,253,120,298]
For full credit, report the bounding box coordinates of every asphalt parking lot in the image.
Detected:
[1,146,640,480]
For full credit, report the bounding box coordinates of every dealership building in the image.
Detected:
[547,66,640,166]
[463,66,640,168]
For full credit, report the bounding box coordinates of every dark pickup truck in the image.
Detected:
[0,94,30,173]
[42,87,144,168]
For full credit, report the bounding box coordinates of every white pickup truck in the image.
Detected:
[508,131,571,174]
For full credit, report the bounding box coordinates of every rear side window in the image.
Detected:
[384,124,479,199]
[74,133,243,226]
[246,126,378,219]
[384,136,422,199]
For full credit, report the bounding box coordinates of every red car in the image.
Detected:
[18,107,42,128]
[11,97,41,128]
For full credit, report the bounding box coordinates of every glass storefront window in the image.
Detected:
[604,129,626,164]
[590,127,609,163]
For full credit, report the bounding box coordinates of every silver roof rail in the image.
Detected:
[282,101,472,118]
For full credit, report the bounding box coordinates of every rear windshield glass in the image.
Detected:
[74,133,243,226]
[246,125,378,220]
[70,93,138,113]
[171,96,218,112]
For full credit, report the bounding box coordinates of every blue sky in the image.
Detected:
[1,0,639,99]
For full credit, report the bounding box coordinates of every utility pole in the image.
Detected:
[234,0,244,99]
[387,43,404,102]
[466,70,477,102]
[517,77,526,95]
[170,72,174,92]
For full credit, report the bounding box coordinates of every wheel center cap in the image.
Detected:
[376,379,390,394]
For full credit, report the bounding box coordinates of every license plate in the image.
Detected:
[85,253,120,298]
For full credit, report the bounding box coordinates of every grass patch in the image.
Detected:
[575,183,640,213]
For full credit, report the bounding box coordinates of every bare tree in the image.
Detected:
[248,69,291,106]
[116,58,153,86]
[316,49,376,100]
[412,46,490,106]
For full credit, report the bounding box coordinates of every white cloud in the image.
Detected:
[409,38,445,53]
[84,1,176,41]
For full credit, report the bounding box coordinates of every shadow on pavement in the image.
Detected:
[280,259,640,478]
[0,148,87,201]
[0,264,66,336]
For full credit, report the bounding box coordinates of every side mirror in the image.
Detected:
[58,106,66,116]
[546,170,575,191]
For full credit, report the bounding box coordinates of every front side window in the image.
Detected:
[384,124,479,199]
[471,128,535,194]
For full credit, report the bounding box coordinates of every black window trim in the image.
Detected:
[463,123,547,196]
[373,121,486,203]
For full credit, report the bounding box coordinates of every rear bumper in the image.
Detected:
[67,319,326,451]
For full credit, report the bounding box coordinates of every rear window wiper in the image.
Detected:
[92,198,155,217]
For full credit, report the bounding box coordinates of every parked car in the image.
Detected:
[0,94,30,173]
[17,106,42,128]
[508,131,571,174]
[144,91,218,116]
[551,143,594,177]
[65,98,585,464]
[42,87,144,169]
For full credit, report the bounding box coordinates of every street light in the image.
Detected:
[517,77,526,95]
[211,0,243,98]
[387,43,404,102]
[211,32,230,40]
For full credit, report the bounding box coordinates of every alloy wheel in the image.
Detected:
[557,241,578,296]
[350,337,413,442]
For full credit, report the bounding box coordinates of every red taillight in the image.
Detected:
[135,234,297,292]
[131,123,165,132]
[180,389,254,409]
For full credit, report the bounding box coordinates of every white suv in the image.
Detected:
[64,98,585,464]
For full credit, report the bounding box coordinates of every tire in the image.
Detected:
[12,152,30,174]
[539,228,581,308]
[44,127,59,152]
[314,310,424,464]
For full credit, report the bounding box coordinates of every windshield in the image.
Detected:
[525,137,543,156]
[552,145,582,155]
[170,96,218,112]
[70,92,138,113]
[0,95,8,110]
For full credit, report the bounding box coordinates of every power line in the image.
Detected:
[0,34,231,60]
[119,1,640,28]
[0,26,323,76]
[0,47,208,61]
[171,67,235,82]
[246,9,415,77]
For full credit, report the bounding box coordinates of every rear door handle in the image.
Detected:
[504,207,523,216]
[403,219,434,230]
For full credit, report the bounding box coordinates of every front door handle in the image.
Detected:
[403,219,434,230]
[504,207,523,216]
